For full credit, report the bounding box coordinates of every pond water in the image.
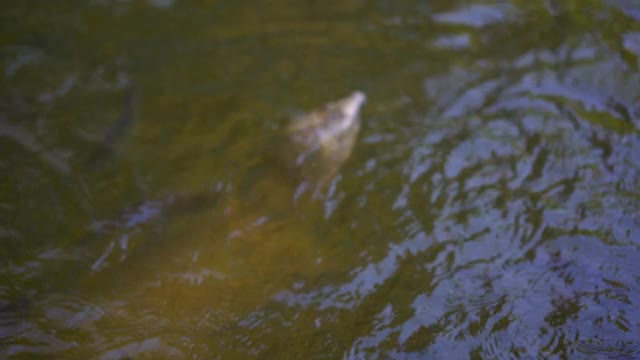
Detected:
[2,0,640,359]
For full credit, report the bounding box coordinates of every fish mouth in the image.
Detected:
[327,91,366,133]
[341,91,367,119]
[287,90,367,139]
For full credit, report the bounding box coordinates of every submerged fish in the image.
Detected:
[91,90,367,256]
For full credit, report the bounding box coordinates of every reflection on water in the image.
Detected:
[2,0,640,359]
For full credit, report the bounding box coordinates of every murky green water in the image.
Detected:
[2,0,640,358]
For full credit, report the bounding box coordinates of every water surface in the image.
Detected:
[2,0,640,358]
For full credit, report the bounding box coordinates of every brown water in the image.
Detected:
[2,0,640,359]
